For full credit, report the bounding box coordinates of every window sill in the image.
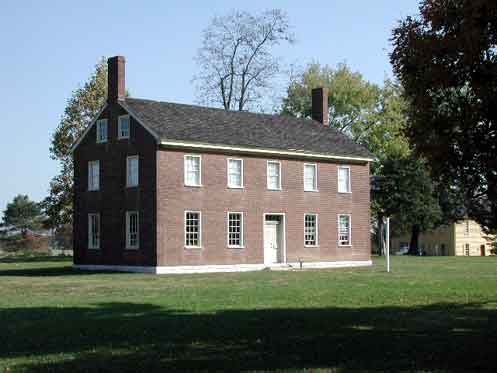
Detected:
[118,136,130,140]
[304,189,319,193]
[185,246,202,249]
[304,245,319,248]
[88,189,100,192]
[126,184,139,188]
[267,188,282,191]
[184,184,203,188]
[88,247,100,250]
[228,245,245,249]
[338,191,352,194]
[96,140,107,144]
[338,244,352,248]
[227,185,244,189]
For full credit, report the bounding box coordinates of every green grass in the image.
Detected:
[0,256,496,372]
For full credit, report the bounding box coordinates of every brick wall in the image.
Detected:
[156,149,371,266]
[73,102,157,266]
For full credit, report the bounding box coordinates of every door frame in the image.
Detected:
[263,213,287,265]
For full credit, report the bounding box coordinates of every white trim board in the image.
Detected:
[70,105,108,152]
[73,260,372,274]
[160,140,374,163]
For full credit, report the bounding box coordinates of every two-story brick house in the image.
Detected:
[72,56,374,273]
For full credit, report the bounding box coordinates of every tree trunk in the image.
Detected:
[408,224,420,255]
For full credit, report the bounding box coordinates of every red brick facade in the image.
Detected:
[73,101,371,269]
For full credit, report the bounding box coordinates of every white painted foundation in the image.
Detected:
[74,260,372,274]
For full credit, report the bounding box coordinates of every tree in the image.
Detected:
[391,0,497,231]
[194,9,294,111]
[372,157,442,254]
[2,195,43,236]
[281,63,381,139]
[43,59,107,227]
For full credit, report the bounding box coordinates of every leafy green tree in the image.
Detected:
[43,58,107,227]
[282,63,381,139]
[2,195,43,236]
[391,0,497,231]
[373,157,442,254]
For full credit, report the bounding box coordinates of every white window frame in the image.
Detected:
[126,155,139,187]
[267,160,282,190]
[464,220,470,235]
[338,166,351,193]
[184,210,202,248]
[96,119,108,143]
[88,160,100,191]
[125,211,139,250]
[304,213,319,247]
[227,158,244,188]
[227,211,244,248]
[304,163,318,192]
[88,213,100,249]
[338,214,352,246]
[118,115,130,139]
[184,155,202,187]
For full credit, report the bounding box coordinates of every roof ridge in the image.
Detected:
[125,96,326,128]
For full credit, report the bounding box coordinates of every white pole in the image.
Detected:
[386,217,390,273]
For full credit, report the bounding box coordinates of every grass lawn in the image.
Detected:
[0,256,496,372]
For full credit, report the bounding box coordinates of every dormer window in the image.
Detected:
[118,115,130,139]
[96,119,108,143]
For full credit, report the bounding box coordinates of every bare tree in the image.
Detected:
[194,9,294,111]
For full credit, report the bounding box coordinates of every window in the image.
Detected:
[126,211,139,249]
[96,119,108,143]
[465,220,470,235]
[304,214,318,246]
[304,164,317,191]
[227,212,244,247]
[267,161,281,190]
[185,211,201,248]
[126,156,139,187]
[338,214,351,246]
[118,115,130,139]
[465,243,470,256]
[88,160,100,191]
[88,213,100,249]
[227,158,243,188]
[338,166,351,193]
[184,155,201,186]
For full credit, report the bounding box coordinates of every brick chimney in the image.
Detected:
[311,87,329,126]
[107,56,126,103]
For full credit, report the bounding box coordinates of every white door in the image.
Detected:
[264,222,279,265]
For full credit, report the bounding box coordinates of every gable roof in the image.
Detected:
[120,98,374,161]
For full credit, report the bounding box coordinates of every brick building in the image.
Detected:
[72,56,374,273]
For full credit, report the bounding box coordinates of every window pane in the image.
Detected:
[338,167,350,192]
[185,212,201,247]
[228,159,242,187]
[185,156,200,186]
[268,162,280,189]
[127,157,138,186]
[304,165,316,190]
[119,116,130,138]
[338,215,351,245]
[88,214,100,249]
[304,214,317,246]
[127,212,139,248]
[88,161,99,190]
[97,120,107,142]
[228,213,243,247]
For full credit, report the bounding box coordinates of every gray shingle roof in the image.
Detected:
[122,97,373,160]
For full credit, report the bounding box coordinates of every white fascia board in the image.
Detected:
[160,140,374,163]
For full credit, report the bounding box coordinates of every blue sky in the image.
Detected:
[0,0,420,216]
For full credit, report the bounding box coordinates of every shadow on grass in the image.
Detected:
[2,301,496,372]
